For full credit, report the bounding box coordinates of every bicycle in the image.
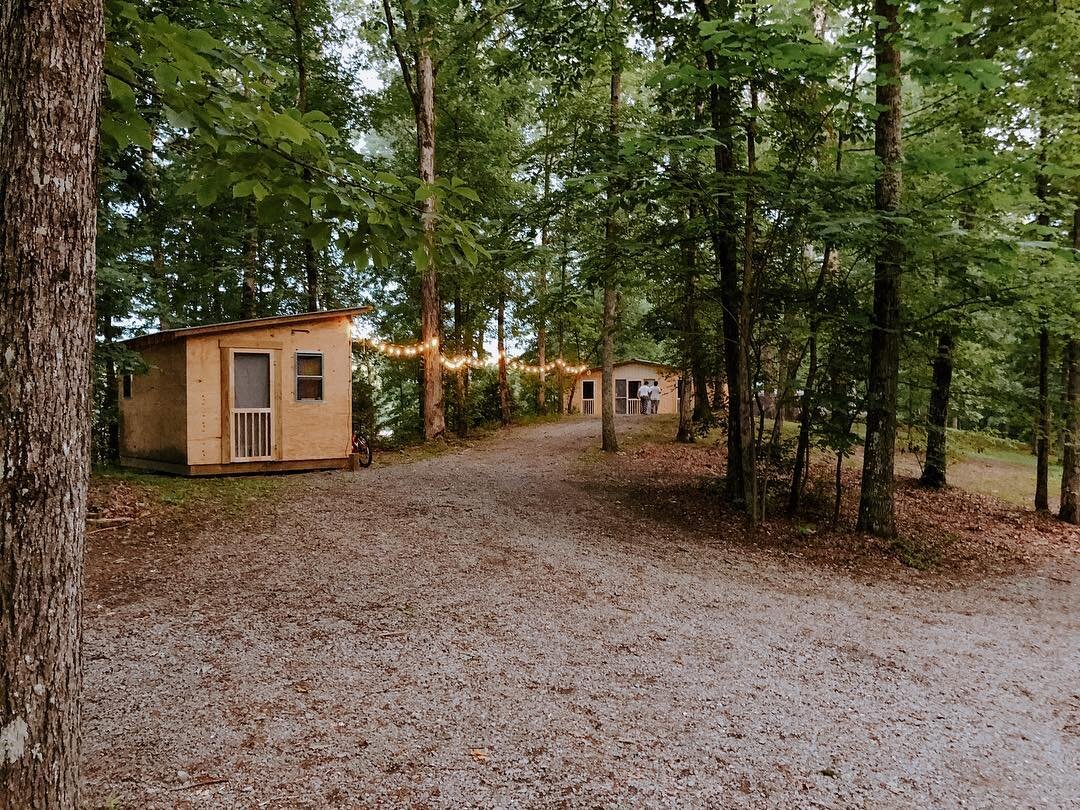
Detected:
[350,428,373,468]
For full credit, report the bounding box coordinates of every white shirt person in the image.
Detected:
[649,380,661,413]
[638,382,651,413]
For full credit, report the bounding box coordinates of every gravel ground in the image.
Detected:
[84,418,1080,808]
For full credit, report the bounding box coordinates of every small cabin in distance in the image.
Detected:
[574,359,683,416]
[119,308,368,476]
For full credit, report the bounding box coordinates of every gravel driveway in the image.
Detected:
[84,418,1080,808]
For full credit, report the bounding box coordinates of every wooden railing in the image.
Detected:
[582,399,595,415]
[627,398,640,415]
[233,408,273,460]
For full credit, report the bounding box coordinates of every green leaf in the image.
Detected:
[106,75,136,111]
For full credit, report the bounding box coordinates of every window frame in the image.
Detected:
[122,374,132,399]
[295,351,325,402]
[581,379,595,400]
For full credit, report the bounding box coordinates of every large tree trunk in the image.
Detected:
[857,0,903,538]
[0,0,103,803]
[416,29,445,439]
[600,22,621,454]
[920,331,954,488]
[696,0,755,517]
[1035,324,1051,512]
[1060,337,1080,523]
[497,289,511,426]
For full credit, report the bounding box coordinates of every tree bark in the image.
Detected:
[1060,337,1080,523]
[497,289,511,426]
[416,23,445,439]
[695,0,755,517]
[1035,324,1051,512]
[600,15,621,454]
[0,0,103,803]
[857,0,903,538]
[920,331,954,488]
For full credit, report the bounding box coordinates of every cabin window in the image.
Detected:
[295,352,324,401]
[122,374,132,399]
[582,380,595,400]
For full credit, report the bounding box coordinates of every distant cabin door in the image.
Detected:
[231,351,274,461]
[616,378,642,415]
[581,379,595,415]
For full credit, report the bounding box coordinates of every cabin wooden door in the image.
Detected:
[230,350,274,461]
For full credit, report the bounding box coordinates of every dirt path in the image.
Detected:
[84,418,1079,808]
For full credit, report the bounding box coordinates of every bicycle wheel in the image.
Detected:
[355,438,373,468]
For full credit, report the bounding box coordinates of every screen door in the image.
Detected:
[232,352,273,460]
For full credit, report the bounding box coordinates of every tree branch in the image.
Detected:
[382,0,418,115]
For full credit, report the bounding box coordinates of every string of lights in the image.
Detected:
[354,337,589,376]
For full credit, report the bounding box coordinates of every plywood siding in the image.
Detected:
[185,315,352,464]
[575,363,682,416]
[119,341,188,462]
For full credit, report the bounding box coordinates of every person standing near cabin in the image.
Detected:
[638,381,651,415]
[650,380,662,414]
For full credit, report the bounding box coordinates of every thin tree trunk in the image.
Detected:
[601,13,621,454]
[920,331,954,488]
[241,201,258,319]
[1036,324,1051,512]
[498,289,511,426]
[453,291,468,437]
[538,150,551,415]
[833,451,844,527]
[103,318,120,461]
[788,318,819,514]
[857,0,903,537]
[696,0,755,516]
[0,0,103,802]
[1060,337,1080,523]
[139,144,170,329]
[288,0,320,311]
[416,23,445,439]
[676,221,697,444]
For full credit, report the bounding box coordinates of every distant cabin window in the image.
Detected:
[582,380,595,400]
[296,352,324,401]
[122,374,132,399]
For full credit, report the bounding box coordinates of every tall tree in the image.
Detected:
[695,0,755,516]
[0,0,104,803]
[600,0,622,453]
[383,0,446,439]
[857,0,903,537]
[288,0,320,311]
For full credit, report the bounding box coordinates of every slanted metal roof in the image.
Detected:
[122,307,371,350]
[586,357,679,374]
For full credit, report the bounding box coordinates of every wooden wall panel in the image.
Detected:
[118,341,188,462]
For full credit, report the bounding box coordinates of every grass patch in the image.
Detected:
[93,466,281,513]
